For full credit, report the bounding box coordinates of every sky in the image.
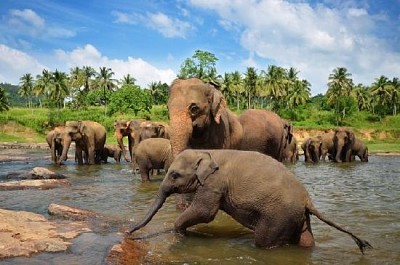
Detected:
[0,0,399,95]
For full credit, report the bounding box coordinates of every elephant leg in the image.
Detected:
[298,214,315,247]
[75,147,84,165]
[140,167,151,182]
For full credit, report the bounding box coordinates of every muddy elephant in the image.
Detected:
[128,149,372,254]
[134,138,173,182]
[46,126,65,164]
[301,137,322,163]
[333,128,355,163]
[351,138,368,162]
[58,120,106,165]
[320,130,335,161]
[114,120,144,162]
[283,135,298,163]
[100,144,122,163]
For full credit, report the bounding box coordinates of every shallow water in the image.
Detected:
[0,150,399,264]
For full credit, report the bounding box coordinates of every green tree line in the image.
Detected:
[1,50,398,127]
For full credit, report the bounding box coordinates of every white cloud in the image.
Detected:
[0,44,46,84]
[8,9,45,36]
[55,44,177,87]
[112,10,193,38]
[190,0,400,94]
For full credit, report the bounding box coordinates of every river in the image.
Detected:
[0,149,399,264]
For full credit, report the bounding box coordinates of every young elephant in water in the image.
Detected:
[128,149,372,254]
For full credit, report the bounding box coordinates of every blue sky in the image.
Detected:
[1,0,399,95]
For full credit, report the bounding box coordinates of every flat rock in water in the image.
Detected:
[0,208,91,259]
[5,167,67,180]
[0,179,70,190]
[48,203,99,221]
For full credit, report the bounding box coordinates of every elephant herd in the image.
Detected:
[45,78,371,254]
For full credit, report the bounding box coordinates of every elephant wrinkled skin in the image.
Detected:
[128,149,372,254]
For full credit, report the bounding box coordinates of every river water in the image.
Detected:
[0,149,399,264]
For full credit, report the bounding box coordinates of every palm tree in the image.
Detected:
[96,67,117,115]
[326,67,353,123]
[34,69,52,107]
[229,71,245,110]
[244,67,257,109]
[287,79,311,109]
[120,74,136,86]
[0,85,10,112]
[387,77,400,115]
[82,66,96,92]
[18,73,35,108]
[370,75,391,116]
[264,65,286,111]
[50,70,70,109]
[353,83,370,112]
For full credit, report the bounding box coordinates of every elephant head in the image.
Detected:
[46,126,65,164]
[128,150,219,233]
[57,121,84,164]
[333,128,355,163]
[167,78,227,157]
[308,137,322,163]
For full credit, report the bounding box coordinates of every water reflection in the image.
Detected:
[0,149,399,264]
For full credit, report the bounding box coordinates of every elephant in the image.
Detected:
[58,120,106,165]
[138,121,170,142]
[127,149,372,254]
[114,120,144,162]
[167,78,243,159]
[282,135,298,163]
[100,144,122,163]
[320,130,335,161]
[351,138,368,162]
[301,137,322,163]
[333,127,355,163]
[134,138,173,182]
[46,126,66,164]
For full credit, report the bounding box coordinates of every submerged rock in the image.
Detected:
[0,179,70,190]
[6,167,67,180]
[48,203,99,221]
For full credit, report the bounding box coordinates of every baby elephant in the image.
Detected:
[100,145,122,163]
[134,138,173,182]
[128,149,372,254]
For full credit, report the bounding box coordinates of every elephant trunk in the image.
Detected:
[58,137,72,164]
[50,139,57,164]
[116,133,130,162]
[335,144,343,163]
[127,191,167,234]
[169,110,192,157]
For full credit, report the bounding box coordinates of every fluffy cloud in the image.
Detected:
[55,44,176,87]
[0,44,46,84]
[190,0,400,94]
[112,10,193,38]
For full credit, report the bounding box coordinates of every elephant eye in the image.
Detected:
[169,171,180,180]
[189,103,201,116]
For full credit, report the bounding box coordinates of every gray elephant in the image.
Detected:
[114,120,144,162]
[128,149,372,254]
[46,126,65,164]
[351,138,368,162]
[58,120,106,165]
[320,130,335,161]
[333,127,355,163]
[282,135,298,163]
[134,138,173,182]
[301,137,322,163]
[100,144,122,163]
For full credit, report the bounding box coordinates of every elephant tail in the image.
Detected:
[306,202,372,254]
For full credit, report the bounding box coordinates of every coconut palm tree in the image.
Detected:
[287,79,311,109]
[0,85,10,112]
[370,75,391,115]
[95,67,117,115]
[82,66,96,92]
[229,71,245,110]
[120,74,136,86]
[264,65,286,111]
[244,67,257,109]
[34,69,52,108]
[353,83,370,112]
[50,70,70,109]
[18,73,35,108]
[387,77,400,115]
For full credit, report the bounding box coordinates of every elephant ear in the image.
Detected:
[78,121,86,136]
[347,130,355,143]
[195,152,219,186]
[211,88,227,124]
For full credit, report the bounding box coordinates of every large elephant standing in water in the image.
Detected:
[46,125,66,164]
[167,78,287,160]
[58,120,106,165]
[333,127,355,163]
[128,149,372,254]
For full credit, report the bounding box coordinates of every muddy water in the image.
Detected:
[0,149,399,264]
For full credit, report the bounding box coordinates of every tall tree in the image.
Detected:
[50,70,70,108]
[18,73,35,108]
[34,69,52,108]
[264,65,286,111]
[353,83,370,112]
[0,85,10,112]
[95,67,117,115]
[244,67,257,109]
[82,66,96,92]
[120,74,136,86]
[177,50,219,84]
[387,77,400,115]
[287,79,311,109]
[326,67,353,123]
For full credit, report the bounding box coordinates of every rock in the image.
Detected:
[5,167,67,180]
[0,208,90,259]
[0,179,70,191]
[48,203,99,221]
